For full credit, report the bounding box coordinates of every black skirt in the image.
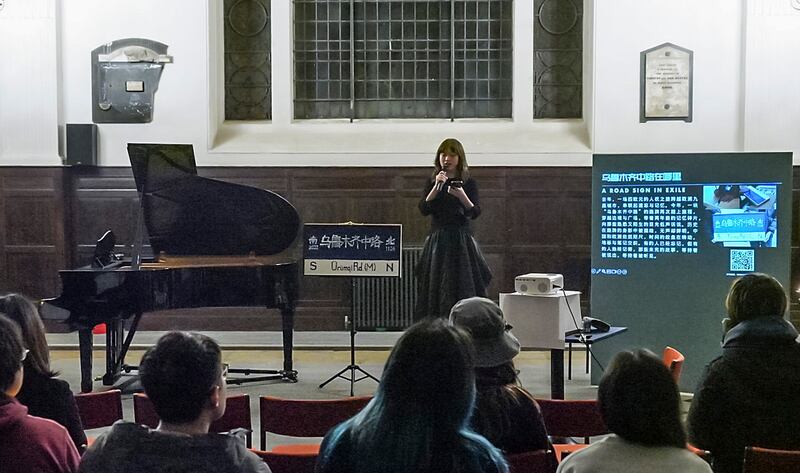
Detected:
[414,226,492,320]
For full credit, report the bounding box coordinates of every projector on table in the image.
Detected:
[514,273,563,295]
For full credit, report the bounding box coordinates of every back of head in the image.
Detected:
[342,319,488,472]
[0,315,24,395]
[0,293,54,377]
[599,349,685,448]
[139,331,221,424]
[726,272,787,325]
[377,318,476,428]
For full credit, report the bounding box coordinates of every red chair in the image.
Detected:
[552,444,588,463]
[535,399,608,444]
[259,395,372,452]
[743,446,800,473]
[133,392,252,447]
[74,389,123,430]
[687,443,713,465]
[506,449,557,473]
[662,346,685,384]
[250,449,318,473]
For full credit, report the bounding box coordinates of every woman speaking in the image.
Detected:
[414,138,492,320]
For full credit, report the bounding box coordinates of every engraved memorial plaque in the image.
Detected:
[640,43,693,122]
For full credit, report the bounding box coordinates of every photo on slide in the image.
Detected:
[702,184,777,248]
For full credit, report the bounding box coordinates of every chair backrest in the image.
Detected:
[506,449,556,473]
[133,392,252,447]
[552,444,588,463]
[250,449,318,473]
[743,446,800,473]
[74,389,123,430]
[662,346,685,384]
[259,395,372,450]
[535,399,608,443]
[686,442,713,465]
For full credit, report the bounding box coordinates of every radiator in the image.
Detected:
[353,247,423,330]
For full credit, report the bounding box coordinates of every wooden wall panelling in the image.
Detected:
[12,165,800,331]
[70,167,142,267]
[790,167,800,326]
[0,168,68,298]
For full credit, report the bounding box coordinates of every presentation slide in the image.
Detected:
[590,153,792,390]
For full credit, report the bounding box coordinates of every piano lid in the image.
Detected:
[128,143,300,256]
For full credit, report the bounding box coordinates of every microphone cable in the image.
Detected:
[558,287,605,373]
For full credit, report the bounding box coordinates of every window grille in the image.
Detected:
[293,0,513,120]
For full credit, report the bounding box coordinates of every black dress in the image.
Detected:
[415,177,492,320]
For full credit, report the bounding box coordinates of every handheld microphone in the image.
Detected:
[435,181,444,191]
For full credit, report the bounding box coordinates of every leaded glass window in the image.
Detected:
[533,0,582,118]
[224,0,272,120]
[294,0,513,120]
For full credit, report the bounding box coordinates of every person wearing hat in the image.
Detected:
[450,297,551,455]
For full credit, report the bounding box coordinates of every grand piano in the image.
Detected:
[42,144,301,392]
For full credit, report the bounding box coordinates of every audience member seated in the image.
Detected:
[316,318,508,473]
[557,349,711,473]
[79,331,269,473]
[687,273,800,473]
[0,315,80,473]
[0,293,86,450]
[450,297,551,454]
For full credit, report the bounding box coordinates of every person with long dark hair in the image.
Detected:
[0,293,86,450]
[316,318,508,473]
[557,349,711,473]
[0,315,80,473]
[688,273,800,473]
[450,297,550,455]
[415,138,491,320]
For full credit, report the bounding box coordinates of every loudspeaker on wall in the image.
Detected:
[66,123,98,166]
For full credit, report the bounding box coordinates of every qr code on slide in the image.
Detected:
[730,249,755,272]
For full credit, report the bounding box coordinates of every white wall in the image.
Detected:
[58,0,209,166]
[742,0,800,153]
[0,0,58,165]
[55,0,590,166]
[1,0,798,166]
[593,0,744,153]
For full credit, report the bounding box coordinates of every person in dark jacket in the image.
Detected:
[450,297,551,455]
[687,272,800,473]
[0,315,80,473]
[79,331,269,473]
[0,293,86,451]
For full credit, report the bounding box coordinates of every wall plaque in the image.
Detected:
[640,43,693,122]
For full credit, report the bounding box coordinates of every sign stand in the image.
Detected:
[319,279,380,396]
[304,222,402,396]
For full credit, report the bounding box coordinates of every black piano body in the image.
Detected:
[42,144,301,392]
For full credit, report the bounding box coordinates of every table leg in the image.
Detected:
[585,344,590,374]
[550,348,565,399]
[568,342,573,380]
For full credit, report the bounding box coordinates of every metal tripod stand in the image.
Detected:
[319,311,380,396]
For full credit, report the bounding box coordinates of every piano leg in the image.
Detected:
[103,319,123,386]
[78,329,93,392]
